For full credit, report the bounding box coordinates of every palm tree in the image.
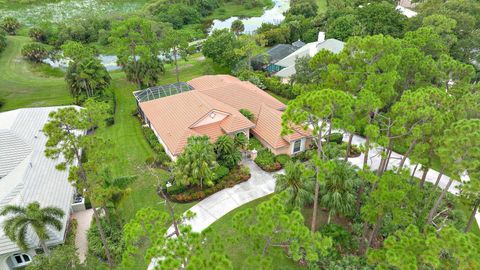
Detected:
[320,160,358,224]
[1,202,65,255]
[274,161,315,209]
[215,135,242,169]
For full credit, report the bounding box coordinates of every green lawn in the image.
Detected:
[0,35,72,111]
[207,195,303,270]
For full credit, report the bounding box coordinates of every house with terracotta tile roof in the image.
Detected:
[134,75,312,160]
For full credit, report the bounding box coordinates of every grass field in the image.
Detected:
[0,35,72,111]
[206,194,303,270]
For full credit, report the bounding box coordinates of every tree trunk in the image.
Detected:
[410,163,418,180]
[368,215,384,248]
[173,47,180,83]
[427,178,454,225]
[311,130,324,233]
[434,172,443,187]
[419,168,429,188]
[356,185,365,213]
[156,186,180,237]
[465,203,479,233]
[262,237,272,256]
[359,222,370,255]
[363,136,370,169]
[345,133,354,161]
[102,205,111,225]
[327,211,332,224]
[398,140,417,171]
[382,148,393,173]
[39,239,50,255]
[92,205,115,269]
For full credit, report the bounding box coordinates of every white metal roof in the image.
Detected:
[0,107,78,255]
[275,39,345,78]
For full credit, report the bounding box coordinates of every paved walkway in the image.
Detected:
[169,160,280,233]
[72,209,94,263]
[173,133,478,233]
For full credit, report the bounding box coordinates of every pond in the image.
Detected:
[209,0,290,34]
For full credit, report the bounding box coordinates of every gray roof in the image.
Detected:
[275,39,345,78]
[251,44,298,65]
[292,40,305,48]
[0,107,77,255]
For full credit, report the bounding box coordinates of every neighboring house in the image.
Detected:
[0,107,83,270]
[135,75,312,160]
[274,32,345,80]
[251,41,304,72]
[396,5,417,18]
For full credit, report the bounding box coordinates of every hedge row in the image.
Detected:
[168,166,251,203]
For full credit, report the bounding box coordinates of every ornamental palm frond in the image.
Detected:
[275,161,315,209]
[320,160,359,223]
[0,201,65,255]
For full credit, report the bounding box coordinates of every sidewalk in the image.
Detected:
[72,209,94,263]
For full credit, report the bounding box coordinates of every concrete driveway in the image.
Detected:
[172,160,280,233]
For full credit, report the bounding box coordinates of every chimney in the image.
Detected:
[317,31,325,43]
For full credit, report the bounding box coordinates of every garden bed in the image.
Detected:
[167,166,251,203]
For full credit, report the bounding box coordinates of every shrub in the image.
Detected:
[255,149,281,172]
[292,149,315,162]
[275,154,291,167]
[142,126,165,152]
[326,132,344,144]
[21,43,50,63]
[248,137,263,150]
[87,218,123,262]
[169,166,251,202]
[1,17,21,35]
[28,27,47,42]
[0,30,6,53]
[214,165,230,182]
[105,116,115,126]
[239,108,254,121]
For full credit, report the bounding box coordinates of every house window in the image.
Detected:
[293,140,302,153]
[10,253,31,268]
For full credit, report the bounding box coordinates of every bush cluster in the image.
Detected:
[21,43,50,63]
[168,166,251,202]
[255,149,282,172]
[275,154,291,167]
[87,218,123,263]
[292,149,315,162]
[142,127,171,167]
[0,17,21,35]
[0,30,6,53]
[326,132,344,144]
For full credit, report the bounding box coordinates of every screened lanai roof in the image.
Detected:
[134,82,194,103]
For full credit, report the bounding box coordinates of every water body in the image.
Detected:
[42,0,290,70]
[209,0,290,34]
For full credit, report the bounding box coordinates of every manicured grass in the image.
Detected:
[207,194,303,269]
[0,35,72,111]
